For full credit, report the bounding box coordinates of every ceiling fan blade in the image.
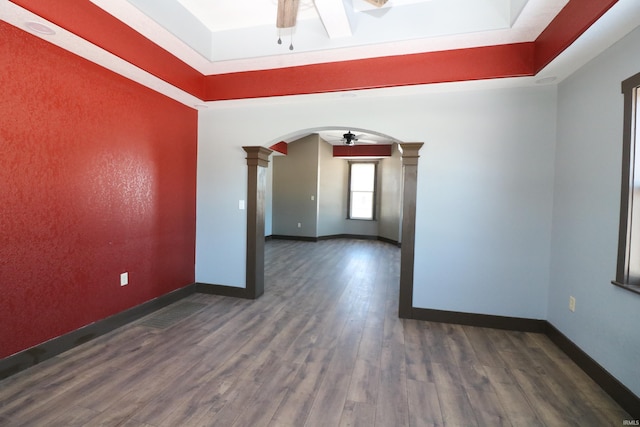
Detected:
[362,0,389,7]
[277,0,300,28]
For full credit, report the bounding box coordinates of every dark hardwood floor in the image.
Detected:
[0,239,630,426]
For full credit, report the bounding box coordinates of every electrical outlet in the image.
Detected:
[569,296,575,312]
[120,272,129,286]
[297,222,301,228]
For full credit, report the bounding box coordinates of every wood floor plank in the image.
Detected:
[528,342,623,413]
[0,239,630,427]
[280,312,323,364]
[198,350,284,427]
[269,347,334,427]
[403,319,434,382]
[46,406,99,427]
[422,322,456,364]
[127,346,219,425]
[509,367,579,426]
[117,420,156,427]
[153,347,253,425]
[81,388,151,427]
[463,326,507,368]
[482,365,543,427]
[443,323,481,367]
[436,388,478,427]
[375,314,409,427]
[0,365,120,422]
[431,362,478,426]
[230,360,301,427]
[346,358,380,404]
[10,404,98,427]
[155,379,228,427]
[525,346,627,425]
[465,386,512,427]
[339,400,376,427]
[484,327,520,352]
[305,286,371,426]
[406,379,443,427]
[303,369,352,427]
[356,317,384,366]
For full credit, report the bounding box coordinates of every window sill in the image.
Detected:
[611,280,640,296]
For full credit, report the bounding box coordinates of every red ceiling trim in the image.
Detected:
[333,145,393,157]
[269,141,288,155]
[10,0,619,101]
[534,0,618,72]
[9,0,205,98]
[203,43,535,101]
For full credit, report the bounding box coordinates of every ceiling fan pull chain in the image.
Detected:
[277,29,282,45]
[289,33,294,51]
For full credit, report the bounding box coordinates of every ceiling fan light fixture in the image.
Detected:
[276,0,299,50]
[343,131,358,145]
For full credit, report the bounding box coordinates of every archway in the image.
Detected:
[243,138,423,317]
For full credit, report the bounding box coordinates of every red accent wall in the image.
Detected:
[333,145,393,157]
[534,0,618,71]
[8,0,619,101]
[269,141,288,155]
[203,43,535,100]
[0,22,198,359]
[10,0,205,98]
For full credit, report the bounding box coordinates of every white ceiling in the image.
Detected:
[90,0,565,74]
[318,129,397,145]
[2,0,640,111]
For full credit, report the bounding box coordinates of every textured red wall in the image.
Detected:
[0,22,198,359]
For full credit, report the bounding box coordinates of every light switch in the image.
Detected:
[239,200,245,210]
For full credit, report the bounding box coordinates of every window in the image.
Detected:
[613,71,640,295]
[348,162,377,220]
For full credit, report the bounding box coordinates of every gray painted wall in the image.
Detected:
[271,135,400,239]
[378,144,403,243]
[550,25,640,397]
[265,157,273,236]
[272,135,318,237]
[317,137,348,237]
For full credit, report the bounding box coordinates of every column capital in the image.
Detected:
[398,142,424,166]
[243,146,273,167]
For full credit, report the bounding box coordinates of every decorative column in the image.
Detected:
[243,146,273,299]
[398,142,424,318]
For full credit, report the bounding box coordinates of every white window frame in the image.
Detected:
[347,161,377,220]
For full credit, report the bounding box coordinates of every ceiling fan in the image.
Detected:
[320,130,382,146]
[277,0,389,27]
[276,0,389,49]
[362,0,389,6]
[343,131,361,146]
[276,0,299,29]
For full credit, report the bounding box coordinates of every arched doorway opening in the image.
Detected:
[243,129,422,318]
